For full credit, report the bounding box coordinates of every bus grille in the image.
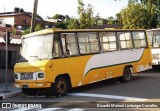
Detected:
[20,73,33,80]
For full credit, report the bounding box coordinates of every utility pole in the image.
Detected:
[30,0,38,33]
[2,31,11,93]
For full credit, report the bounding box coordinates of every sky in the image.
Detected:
[0,0,129,19]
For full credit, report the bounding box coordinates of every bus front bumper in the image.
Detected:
[14,83,51,89]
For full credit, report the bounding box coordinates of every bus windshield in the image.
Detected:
[147,30,160,48]
[20,34,53,62]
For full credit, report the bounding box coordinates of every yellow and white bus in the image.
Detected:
[147,29,160,67]
[14,28,152,96]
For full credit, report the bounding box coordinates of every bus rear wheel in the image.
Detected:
[53,76,69,96]
[120,67,132,82]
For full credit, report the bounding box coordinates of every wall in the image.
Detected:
[4,17,14,26]
[14,14,31,26]
[0,43,20,51]
[0,44,20,83]
[0,69,15,83]
[0,17,14,27]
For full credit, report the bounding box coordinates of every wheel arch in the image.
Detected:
[54,73,72,89]
[124,65,133,74]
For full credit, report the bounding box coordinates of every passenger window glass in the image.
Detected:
[132,31,147,48]
[61,33,78,56]
[78,33,99,54]
[118,32,133,49]
[99,32,117,52]
[53,34,62,57]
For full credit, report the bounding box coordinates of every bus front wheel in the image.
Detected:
[120,67,132,82]
[53,76,69,96]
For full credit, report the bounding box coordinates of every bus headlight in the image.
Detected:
[38,72,44,78]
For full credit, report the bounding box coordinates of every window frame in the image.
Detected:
[53,33,63,58]
[132,31,148,49]
[52,30,148,58]
[99,31,118,52]
[61,33,79,57]
[77,32,100,55]
[117,31,134,50]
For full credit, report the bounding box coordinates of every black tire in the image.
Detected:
[53,76,69,96]
[120,67,132,82]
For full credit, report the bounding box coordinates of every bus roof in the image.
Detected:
[22,28,146,38]
[147,28,160,31]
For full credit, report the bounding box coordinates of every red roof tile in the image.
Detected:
[0,31,21,39]
[0,26,13,32]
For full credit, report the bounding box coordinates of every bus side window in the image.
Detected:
[99,32,117,52]
[78,33,99,54]
[117,32,133,49]
[61,33,78,56]
[53,34,62,57]
[147,31,153,47]
[132,31,147,48]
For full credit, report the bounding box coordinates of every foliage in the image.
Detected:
[140,0,160,28]
[52,0,99,29]
[115,13,122,24]
[52,14,71,29]
[14,7,24,13]
[107,16,115,24]
[22,24,43,35]
[97,18,108,25]
[120,2,158,29]
[55,22,68,29]
[128,0,139,4]
[22,29,30,35]
[35,24,43,31]
[77,0,99,29]
[53,14,65,21]
[67,18,80,29]
[11,28,16,34]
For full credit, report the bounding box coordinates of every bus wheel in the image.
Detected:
[121,67,132,82]
[54,76,69,96]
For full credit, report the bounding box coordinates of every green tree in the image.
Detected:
[35,24,43,31]
[77,0,99,29]
[12,28,16,34]
[56,22,67,29]
[53,14,65,21]
[14,7,24,13]
[120,2,158,29]
[67,18,80,29]
[97,18,108,25]
[128,0,138,4]
[64,15,70,21]
[22,29,30,35]
[115,13,122,24]
[107,16,114,24]
[22,24,43,35]
[140,0,160,27]
[52,14,70,29]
